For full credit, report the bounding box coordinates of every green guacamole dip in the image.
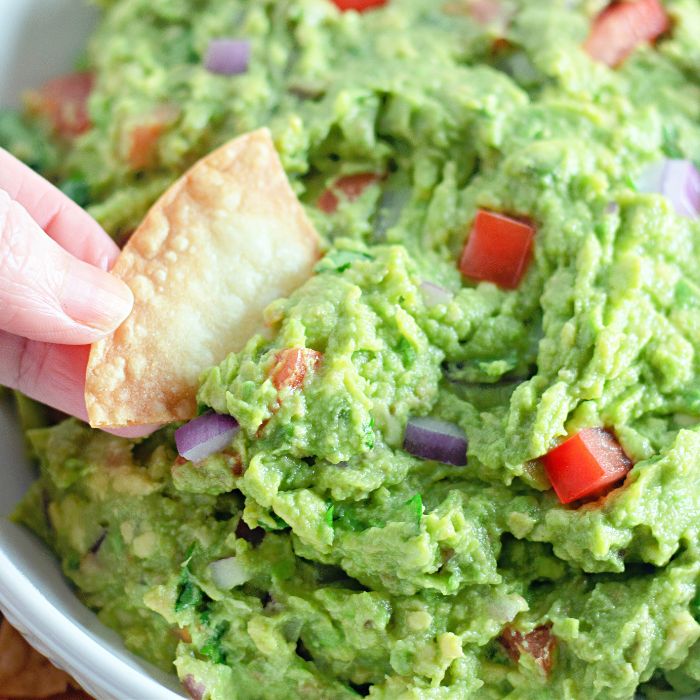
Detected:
[8,0,700,697]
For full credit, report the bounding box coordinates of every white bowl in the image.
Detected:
[0,2,184,698]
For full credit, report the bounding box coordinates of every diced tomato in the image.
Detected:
[491,37,512,54]
[459,209,535,290]
[583,0,670,68]
[230,454,244,477]
[260,349,322,435]
[127,123,163,171]
[542,428,632,504]
[467,0,506,24]
[271,348,323,391]
[442,1,511,53]
[442,0,497,21]
[26,72,93,138]
[500,624,556,675]
[125,105,178,171]
[332,0,388,11]
[442,0,511,43]
[256,417,271,438]
[318,173,382,214]
[127,123,165,171]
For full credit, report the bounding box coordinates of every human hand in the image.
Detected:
[0,148,147,436]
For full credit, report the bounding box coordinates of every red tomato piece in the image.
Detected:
[442,2,511,49]
[318,173,382,214]
[332,0,388,11]
[27,72,93,138]
[468,0,506,24]
[125,105,178,171]
[127,123,166,171]
[583,0,670,67]
[175,627,192,643]
[271,348,323,391]
[442,0,505,22]
[542,428,632,504]
[459,209,535,289]
[500,624,556,675]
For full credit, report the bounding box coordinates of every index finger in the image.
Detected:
[0,148,119,270]
[0,330,157,438]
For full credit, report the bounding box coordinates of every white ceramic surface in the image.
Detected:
[0,2,185,698]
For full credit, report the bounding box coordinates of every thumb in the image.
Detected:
[0,190,133,345]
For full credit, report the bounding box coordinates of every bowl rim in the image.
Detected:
[0,538,184,700]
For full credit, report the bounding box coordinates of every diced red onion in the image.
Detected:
[175,412,239,463]
[637,159,700,218]
[88,529,107,554]
[420,281,452,308]
[183,675,206,700]
[208,557,250,590]
[204,39,251,76]
[403,417,468,466]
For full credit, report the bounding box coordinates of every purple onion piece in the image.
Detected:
[42,489,54,533]
[403,417,468,466]
[420,281,452,308]
[88,529,107,555]
[204,39,251,76]
[637,159,700,218]
[235,519,266,546]
[183,675,206,700]
[175,412,240,463]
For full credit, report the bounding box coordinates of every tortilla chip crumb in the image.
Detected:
[85,127,320,428]
[0,618,92,699]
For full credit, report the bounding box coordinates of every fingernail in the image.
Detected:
[96,253,112,271]
[61,259,134,333]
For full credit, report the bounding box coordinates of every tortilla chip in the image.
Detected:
[0,619,74,698]
[85,128,320,427]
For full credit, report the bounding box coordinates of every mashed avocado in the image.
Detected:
[10,0,700,698]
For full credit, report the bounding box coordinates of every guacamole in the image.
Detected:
[8,0,700,697]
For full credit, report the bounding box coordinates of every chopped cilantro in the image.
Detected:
[334,505,366,532]
[315,249,374,274]
[662,124,684,159]
[60,177,91,207]
[404,494,423,526]
[175,577,202,613]
[175,542,202,612]
[396,337,416,366]
[693,592,700,619]
[200,622,230,665]
[364,417,375,450]
[262,513,290,531]
[675,279,700,308]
